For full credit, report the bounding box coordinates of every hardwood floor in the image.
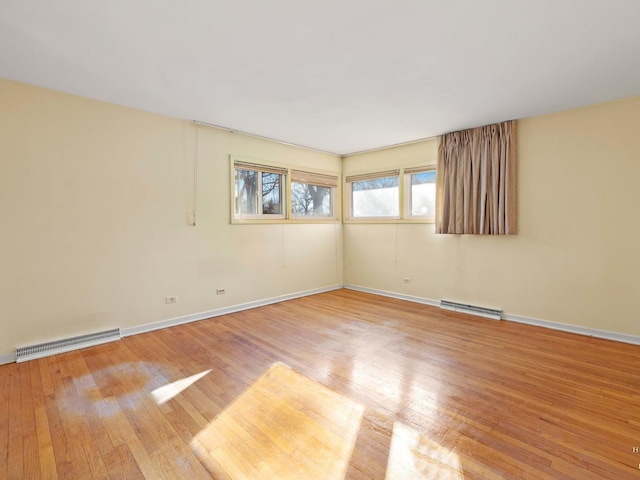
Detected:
[1,289,640,479]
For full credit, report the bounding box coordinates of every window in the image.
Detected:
[231,156,340,223]
[234,161,286,220]
[291,170,338,219]
[404,166,436,220]
[344,166,436,223]
[346,170,400,219]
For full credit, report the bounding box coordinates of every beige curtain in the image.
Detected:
[435,120,517,235]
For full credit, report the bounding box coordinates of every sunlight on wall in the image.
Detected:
[190,362,364,480]
[151,369,212,405]
[386,421,464,479]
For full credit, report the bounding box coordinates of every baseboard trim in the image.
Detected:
[4,283,639,364]
[0,352,17,365]
[0,285,342,365]
[343,284,440,307]
[344,284,640,346]
[121,284,343,338]
[503,313,640,346]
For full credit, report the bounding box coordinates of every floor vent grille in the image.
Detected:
[16,328,121,363]
[440,300,502,320]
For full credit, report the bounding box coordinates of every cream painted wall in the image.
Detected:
[3,77,640,357]
[343,96,640,336]
[0,79,342,356]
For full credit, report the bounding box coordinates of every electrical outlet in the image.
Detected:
[216,288,226,295]
[165,296,178,304]
[403,277,411,284]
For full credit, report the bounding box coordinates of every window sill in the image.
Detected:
[343,218,435,224]
[231,218,341,225]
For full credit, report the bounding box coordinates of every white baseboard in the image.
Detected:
[4,283,639,364]
[503,313,640,346]
[121,284,343,338]
[343,284,640,346]
[343,284,441,307]
[0,285,342,365]
[0,352,16,365]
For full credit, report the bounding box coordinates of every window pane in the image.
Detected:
[235,169,258,214]
[292,183,333,217]
[352,176,399,217]
[410,171,436,217]
[262,172,282,214]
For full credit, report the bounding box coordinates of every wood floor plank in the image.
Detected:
[0,361,11,475]
[30,360,58,480]
[7,364,24,479]
[2,289,640,479]
[102,443,144,480]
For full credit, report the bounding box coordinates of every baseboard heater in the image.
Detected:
[16,328,121,363]
[440,300,502,320]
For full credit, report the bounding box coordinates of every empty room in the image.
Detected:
[2,1,640,479]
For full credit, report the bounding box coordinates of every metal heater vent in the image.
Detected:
[16,328,121,363]
[440,300,502,320]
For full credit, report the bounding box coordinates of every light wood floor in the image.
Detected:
[2,289,640,479]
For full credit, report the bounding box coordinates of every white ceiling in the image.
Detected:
[2,0,640,155]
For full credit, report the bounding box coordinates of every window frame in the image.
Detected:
[290,170,339,221]
[403,165,437,223]
[230,156,341,224]
[344,169,401,222]
[343,165,437,224]
[232,160,287,221]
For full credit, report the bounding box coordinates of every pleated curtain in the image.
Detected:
[435,120,517,234]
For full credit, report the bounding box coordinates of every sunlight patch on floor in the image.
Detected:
[386,421,464,480]
[191,362,364,480]
[151,369,211,405]
[60,361,157,418]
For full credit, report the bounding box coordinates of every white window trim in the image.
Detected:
[230,155,341,224]
[343,165,436,224]
[403,165,437,223]
[344,169,401,222]
[232,157,287,222]
[290,169,340,221]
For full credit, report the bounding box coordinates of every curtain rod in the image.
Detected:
[193,120,439,158]
[192,120,340,156]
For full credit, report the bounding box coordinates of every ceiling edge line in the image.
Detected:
[341,135,439,158]
[192,120,340,157]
